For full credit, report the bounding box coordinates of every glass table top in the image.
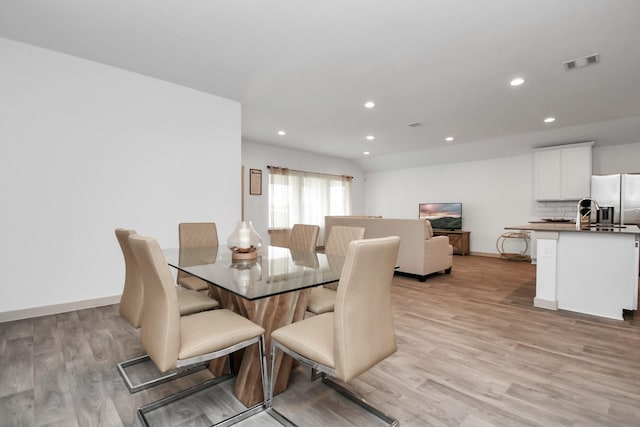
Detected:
[163,245,344,301]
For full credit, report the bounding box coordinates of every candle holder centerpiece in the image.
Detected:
[227,220,262,260]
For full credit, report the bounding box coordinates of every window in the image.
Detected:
[268,167,352,233]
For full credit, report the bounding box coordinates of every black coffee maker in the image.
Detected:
[597,206,614,225]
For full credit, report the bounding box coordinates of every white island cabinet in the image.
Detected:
[506,223,640,320]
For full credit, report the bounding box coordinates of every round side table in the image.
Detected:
[496,231,531,261]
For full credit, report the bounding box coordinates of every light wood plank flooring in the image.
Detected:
[1,255,639,426]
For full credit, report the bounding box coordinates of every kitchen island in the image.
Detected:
[505,223,640,320]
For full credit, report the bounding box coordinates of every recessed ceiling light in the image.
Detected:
[364,101,375,109]
[445,136,454,142]
[363,151,370,156]
[277,130,286,136]
[544,117,556,123]
[366,135,375,141]
[510,77,525,87]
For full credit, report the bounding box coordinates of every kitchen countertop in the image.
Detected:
[505,223,640,234]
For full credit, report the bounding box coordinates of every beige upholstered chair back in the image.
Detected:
[179,222,219,247]
[424,219,434,239]
[324,226,366,256]
[177,222,218,282]
[334,236,400,382]
[115,228,144,328]
[288,224,319,251]
[129,235,181,372]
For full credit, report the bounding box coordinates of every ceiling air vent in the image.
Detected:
[564,53,600,71]
[408,122,424,128]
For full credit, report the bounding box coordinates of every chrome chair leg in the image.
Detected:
[138,336,268,427]
[267,340,399,427]
[266,340,297,426]
[321,374,398,426]
[117,354,208,394]
[310,367,321,381]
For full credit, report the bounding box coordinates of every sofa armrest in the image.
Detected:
[423,235,453,273]
[425,235,450,249]
[424,236,449,248]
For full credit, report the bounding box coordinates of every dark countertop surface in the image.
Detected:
[505,223,640,234]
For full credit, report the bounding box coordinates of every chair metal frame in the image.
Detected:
[266,340,399,427]
[115,227,219,394]
[117,354,211,394]
[138,335,269,427]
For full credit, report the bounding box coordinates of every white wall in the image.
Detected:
[0,38,241,317]
[241,140,365,244]
[364,154,537,254]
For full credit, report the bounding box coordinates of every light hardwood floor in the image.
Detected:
[1,255,639,426]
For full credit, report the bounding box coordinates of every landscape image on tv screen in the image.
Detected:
[419,203,462,230]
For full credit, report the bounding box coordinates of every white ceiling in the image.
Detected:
[2,0,640,171]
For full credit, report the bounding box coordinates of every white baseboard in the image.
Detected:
[0,295,121,323]
[534,297,558,311]
[469,251,501,258]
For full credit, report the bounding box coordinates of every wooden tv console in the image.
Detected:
[433,229,470,255]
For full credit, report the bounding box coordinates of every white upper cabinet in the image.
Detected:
[534,142,593,201]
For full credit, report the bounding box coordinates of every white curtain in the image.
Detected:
[269,167,352,239]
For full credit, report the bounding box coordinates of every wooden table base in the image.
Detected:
[208,285,311,407]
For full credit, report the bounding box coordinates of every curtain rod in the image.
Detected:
[267,165,353,180]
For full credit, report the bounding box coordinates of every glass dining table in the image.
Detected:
[163,245,343,301]
[163,245,345,407]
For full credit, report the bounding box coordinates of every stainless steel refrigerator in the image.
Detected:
[591,173,640,225]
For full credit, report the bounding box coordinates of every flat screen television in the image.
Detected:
[419,202,462,230]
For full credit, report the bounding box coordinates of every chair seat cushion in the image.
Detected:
[176,287,219,315]
[271,313,334,368]
[179,309,264,360]
[307,287,337,315]
[178,275,209,291]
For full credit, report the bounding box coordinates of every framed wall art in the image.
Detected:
[249,168,262,195]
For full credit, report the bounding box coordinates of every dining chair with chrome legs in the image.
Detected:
[306,225,366,315]
[115,228,221,393]
[129,234,269,426]
[287,224,319,251]
[177,222,219,291]
[267,236,401,427]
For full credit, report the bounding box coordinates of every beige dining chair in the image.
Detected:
[115,228,220,393]
[177,222,218,291]
[267,236,401,426]
[116,228,145,328]
[129,234,268,426]
[306,225,366,315]
[287,224,319,251]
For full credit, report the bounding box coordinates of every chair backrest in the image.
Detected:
[129,235,181,372]
[179,222,219,248]
[115,228,144,328]
[324,225,366,256]
[288,224,319,251]
[333,236,400,382]
[177,222,218,281]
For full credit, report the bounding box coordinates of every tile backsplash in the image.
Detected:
[535,201,578,220]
